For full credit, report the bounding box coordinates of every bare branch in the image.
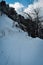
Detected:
[23,12,32,20]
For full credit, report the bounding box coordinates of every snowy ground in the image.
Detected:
[0,14,43,65]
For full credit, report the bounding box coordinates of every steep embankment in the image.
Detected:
[0,13,43,65]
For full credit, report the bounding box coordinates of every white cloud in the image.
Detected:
[9,1,43,20]
[9,2,24,12]
[38,0,43,2]
[24,0,43,20]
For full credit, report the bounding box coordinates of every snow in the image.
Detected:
[0,13,43,65]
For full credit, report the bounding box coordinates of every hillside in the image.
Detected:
[0,10,43,65]
[0,1,43,39]
[0,1,43,65]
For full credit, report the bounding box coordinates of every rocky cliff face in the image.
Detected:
[0,1,43,39]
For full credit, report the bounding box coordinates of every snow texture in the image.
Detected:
[0,13,43,65]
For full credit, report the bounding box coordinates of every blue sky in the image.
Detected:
[4,0,34,6]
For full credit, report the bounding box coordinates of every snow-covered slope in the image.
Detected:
[0,13,21,37]
[0,13,43,65]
